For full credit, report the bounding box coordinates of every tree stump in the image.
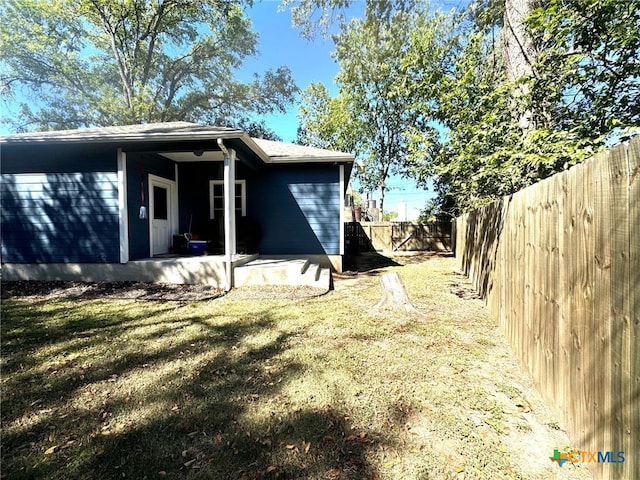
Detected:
[374,272,421,316]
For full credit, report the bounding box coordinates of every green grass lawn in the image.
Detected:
[1,256,591,480]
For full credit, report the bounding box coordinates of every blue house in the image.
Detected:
[1,122,354,289]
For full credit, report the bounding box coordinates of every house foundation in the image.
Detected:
[2,253,338,291]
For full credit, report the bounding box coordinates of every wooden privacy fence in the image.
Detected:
[456,138,639,480]
[344,221,451,253]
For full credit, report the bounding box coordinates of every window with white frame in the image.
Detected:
[209,180,246,219]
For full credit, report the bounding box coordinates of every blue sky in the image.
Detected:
[242,1,436,220]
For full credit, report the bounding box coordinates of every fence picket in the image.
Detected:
[627,140,639,480]
[609,143,631,479]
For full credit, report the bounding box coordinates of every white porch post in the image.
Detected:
[339,164,345,256]
[117,149,129,263]
[223,147,237,290]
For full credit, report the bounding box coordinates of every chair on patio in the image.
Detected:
[194,217,261,255]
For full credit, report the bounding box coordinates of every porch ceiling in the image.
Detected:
[159,151,225,162]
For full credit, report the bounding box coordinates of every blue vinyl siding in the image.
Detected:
[1,173,119,263]
[249,166,340,255]
[1,144,117,174]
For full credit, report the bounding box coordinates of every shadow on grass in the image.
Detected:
[343,251,454,273]
[1,299,389,479]
[342,252,402,273]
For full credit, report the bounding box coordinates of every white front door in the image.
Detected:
[149,175,176,256]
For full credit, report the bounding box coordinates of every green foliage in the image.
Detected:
[0,0,298,131]
[402,0,638,212]
[526,0,640,140]
[417,200,437,223]
[403,15,534,211]
[236,120,283,141]
[418,189,457,222]
[281,0,417,39]
[296,82,359,151]
[382,210,397,222]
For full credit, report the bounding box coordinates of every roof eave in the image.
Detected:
[0,131,246,145]
[237,133,272,164]
[267,155,355,164]
[0,125,356,165]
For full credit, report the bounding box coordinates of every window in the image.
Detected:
[209,180,246,219]
[153,185,168,220]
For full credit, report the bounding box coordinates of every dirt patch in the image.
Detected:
[1,280,223,302]
[448,280,483,300]
[1,281,329,302]
[223,285,328,300]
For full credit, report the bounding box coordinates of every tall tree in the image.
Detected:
[403,0,640,212]
[297,10,429,219]
[0,0,298,131]
[404,14,529,212]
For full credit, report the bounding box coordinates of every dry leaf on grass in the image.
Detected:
[44,445,58,455]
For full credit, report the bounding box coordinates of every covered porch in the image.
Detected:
[123,131,257,291]
[123,127,352,289]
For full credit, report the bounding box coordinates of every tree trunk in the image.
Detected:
[375,272,421,317]
[503,0,539,130]
[379,184,384,222]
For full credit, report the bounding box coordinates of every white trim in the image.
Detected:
[209,179,246,219]
[174,163,179,229]
[117,149,129,263]
[339,164,345,256]
[223,148,237,290]
[266,157,354,164]
[148,174,177,257]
